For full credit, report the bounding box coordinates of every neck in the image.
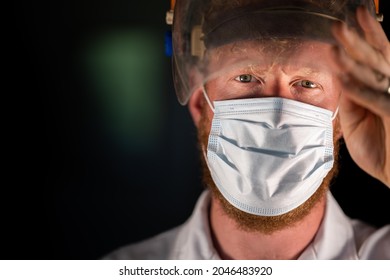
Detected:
[209,196,326,260]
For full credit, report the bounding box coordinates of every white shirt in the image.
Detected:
[104,191,390,260]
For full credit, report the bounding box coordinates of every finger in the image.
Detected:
[332,22,390,77]
[334,46,390,92]
[356,5,390,61]
[339,74,390,117]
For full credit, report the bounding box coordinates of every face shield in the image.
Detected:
[171,0,378,106]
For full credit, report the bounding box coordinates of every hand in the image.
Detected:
[332,6,390,187]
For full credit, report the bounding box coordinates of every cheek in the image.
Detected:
[198,111,212,149]
[304,76,342,113]
[201,104,213,134]
[324,79,343,113]
[200,90,215,126]
[333,117,343,140]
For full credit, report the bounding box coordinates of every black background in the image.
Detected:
[6,1,390,260]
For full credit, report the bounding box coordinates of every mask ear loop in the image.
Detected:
[201,85,215,164]
[202,86,215,113]
[331,105,339,121]
[331,91,342,121]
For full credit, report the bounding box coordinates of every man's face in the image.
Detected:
[196,39,342,233]
[203,39,342,111]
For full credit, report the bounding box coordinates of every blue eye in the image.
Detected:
[235,74,256,83]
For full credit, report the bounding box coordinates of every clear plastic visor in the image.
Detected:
[172,1,376,105]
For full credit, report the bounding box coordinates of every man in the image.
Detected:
[105,0,390,259]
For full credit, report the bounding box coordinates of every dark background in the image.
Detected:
[6,1,390,260]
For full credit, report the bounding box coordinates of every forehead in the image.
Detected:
[204,39,337,76]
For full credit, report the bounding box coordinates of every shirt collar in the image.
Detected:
[170,191,221,259]
[299,192,358,259]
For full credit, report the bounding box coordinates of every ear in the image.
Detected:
[188,87,205,128]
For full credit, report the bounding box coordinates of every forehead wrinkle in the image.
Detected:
[284,66,322,76]
[248,63,323,78]
[205,40,335,81]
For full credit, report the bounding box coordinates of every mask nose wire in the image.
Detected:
[204,85,339,121]
[202,86,215,113]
